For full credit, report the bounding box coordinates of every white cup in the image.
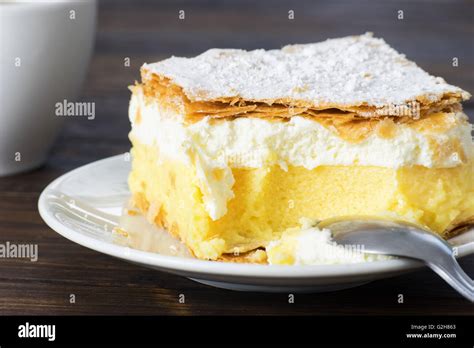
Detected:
[0,0,97,176]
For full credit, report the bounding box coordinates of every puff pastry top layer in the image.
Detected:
[141,33,469,119]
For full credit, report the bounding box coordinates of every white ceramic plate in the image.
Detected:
[38,155,474,293]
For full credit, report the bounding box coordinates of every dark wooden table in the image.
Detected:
[1,0,473,315]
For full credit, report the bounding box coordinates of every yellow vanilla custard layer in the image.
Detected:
[129,140,474,260]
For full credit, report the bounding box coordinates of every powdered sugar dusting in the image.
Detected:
[143,33,469,110]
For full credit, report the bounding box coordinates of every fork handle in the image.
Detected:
[427,255,474,302]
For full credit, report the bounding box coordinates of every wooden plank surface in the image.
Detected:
[0,0,473,315]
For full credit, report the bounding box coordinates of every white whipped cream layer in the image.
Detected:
[129,91,473,220]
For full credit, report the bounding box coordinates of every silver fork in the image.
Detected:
[321,217,474,302]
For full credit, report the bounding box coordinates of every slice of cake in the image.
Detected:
[127,33,473,262]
